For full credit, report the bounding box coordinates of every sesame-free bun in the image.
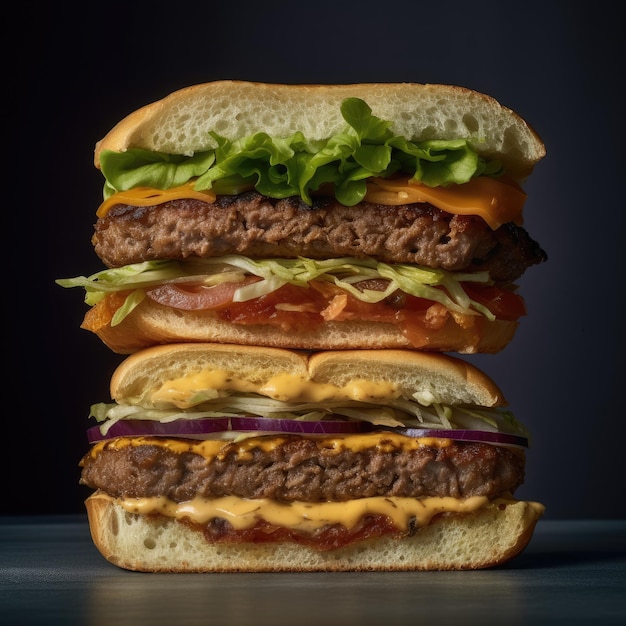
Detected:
[85,492,543,572]
[95,81,545,181]
[108,342,506,409]
[83,297,519,355]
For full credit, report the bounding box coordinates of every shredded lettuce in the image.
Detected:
[55,260,183,306]
[99,98,503,205]
[56,255,495,326]
[89,392,529,438]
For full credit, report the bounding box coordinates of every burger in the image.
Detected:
[80,342,544,572]
[58,81,547,354]
[58,81,547,571]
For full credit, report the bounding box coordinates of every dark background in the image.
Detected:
[11,1,622,518]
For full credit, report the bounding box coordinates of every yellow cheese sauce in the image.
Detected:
[96,491,497,532]
[87,432,452,462]
[150,370,400,408]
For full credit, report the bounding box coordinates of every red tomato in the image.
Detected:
[220,283,329,330]
[145,277,261,310]
[462,284,527,320]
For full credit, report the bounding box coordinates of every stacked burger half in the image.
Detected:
[59,81,547,571]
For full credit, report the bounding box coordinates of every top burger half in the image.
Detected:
[58,81,547,354]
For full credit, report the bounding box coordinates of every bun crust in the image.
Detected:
[85,299,519,356]
[85,493,543,572]
[95,81,545,181]
[108,342,506,408]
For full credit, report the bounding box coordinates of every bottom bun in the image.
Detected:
[84,299,518,355]
[85,494,544,572]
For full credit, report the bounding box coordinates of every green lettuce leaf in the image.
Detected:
[100,148,216,199]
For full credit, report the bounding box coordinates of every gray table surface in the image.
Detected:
[1,516,625,625]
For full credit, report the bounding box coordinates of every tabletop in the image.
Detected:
[1,515,625,625]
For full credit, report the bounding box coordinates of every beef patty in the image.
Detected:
[93,192,546,284]
[80,435,525,503]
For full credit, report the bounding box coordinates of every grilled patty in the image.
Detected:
[80,435,525,503]
[93,192,546,283]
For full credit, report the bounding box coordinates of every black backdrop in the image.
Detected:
[12,1,623,518]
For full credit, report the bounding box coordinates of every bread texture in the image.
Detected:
[85,493,543,572]
[85,298,519,356]
[108,342,505,408]
[308,349,504,407]
[95,81,545,181]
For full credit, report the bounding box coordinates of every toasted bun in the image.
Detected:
[108,342,505,408]
[85,493,543,572]
[84,299,519,355]
[95,81,545,181]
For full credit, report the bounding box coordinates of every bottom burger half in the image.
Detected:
[79,343,544,571]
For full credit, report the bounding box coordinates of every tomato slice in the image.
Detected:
[146,277,261,311]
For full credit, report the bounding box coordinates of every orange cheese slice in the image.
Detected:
[96,182,217,218]
[96,176,525,230]
[365,176,526,229]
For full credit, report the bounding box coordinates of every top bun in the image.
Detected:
[109,343,506,409]
[95,81,545,181]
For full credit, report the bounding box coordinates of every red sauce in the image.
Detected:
[86,278,524,348]
[194,515,408,552]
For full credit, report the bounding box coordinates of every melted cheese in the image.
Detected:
[96,176,525,230]
[365,176,526,230]
[96,182,217,217]
[99,491,496,532]
[151,370,399,408]
[87,433,452,462]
